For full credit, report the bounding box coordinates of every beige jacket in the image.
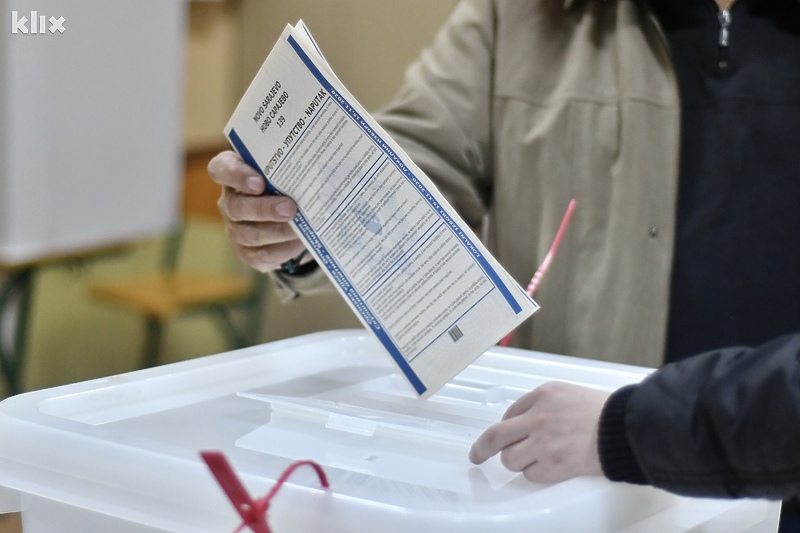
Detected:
[273,0,680,368]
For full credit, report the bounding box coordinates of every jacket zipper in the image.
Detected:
[717,8,732,72]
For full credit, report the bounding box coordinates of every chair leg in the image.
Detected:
[0,267,34,396]
[213,283,267,351]
[243,275,268,346]
[213,306,248,349]
[141,316,163,369]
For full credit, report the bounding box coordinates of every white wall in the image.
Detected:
[0,0,186,264]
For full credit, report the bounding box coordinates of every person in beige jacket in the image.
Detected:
[211,0,682,369]
[210,0,800,378]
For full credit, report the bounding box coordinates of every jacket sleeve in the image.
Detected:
[598,333,800,500]
[373,0,495,230]
[268,268,334,303]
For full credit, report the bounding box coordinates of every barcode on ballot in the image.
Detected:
[448,325,464,342]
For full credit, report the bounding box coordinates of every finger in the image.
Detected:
[503,432,580,483]
[224,219,299,248]
[469,417,531,465]
[499,437,538,473]
[521,456,574,485]
[207,150,265,195]
[233,240,308,273]
[502,389,540,421]
[219,188,297,223]
[521,461,555,484]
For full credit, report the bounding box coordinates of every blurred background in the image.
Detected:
[0,0,459,400]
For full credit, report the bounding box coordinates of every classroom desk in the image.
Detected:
[0,264,34,396]
[0,246,129,396]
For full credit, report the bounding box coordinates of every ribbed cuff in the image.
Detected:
[598,384,647,485]
[269,265,331,303]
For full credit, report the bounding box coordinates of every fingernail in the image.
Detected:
[245,176,264,193]
[275,199,295,219]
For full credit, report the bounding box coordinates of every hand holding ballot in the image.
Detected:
[208,150,309,273]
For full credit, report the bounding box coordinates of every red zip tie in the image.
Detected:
[499,198,577,347]
[201,451,330,533]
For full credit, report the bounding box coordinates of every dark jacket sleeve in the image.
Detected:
[598,333,800,500]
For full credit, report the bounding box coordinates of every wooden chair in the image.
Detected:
[89,151,267,368]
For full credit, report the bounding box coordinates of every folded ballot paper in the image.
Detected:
[225,21,538,398]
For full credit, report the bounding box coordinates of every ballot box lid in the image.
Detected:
[0,330,778,532]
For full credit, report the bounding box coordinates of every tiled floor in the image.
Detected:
[0,513,21,533]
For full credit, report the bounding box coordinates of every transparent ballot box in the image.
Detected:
[0,330,779,532]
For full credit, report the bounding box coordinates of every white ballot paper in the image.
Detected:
[225,21,538,398]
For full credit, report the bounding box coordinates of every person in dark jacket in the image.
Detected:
[470,334,800,500]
